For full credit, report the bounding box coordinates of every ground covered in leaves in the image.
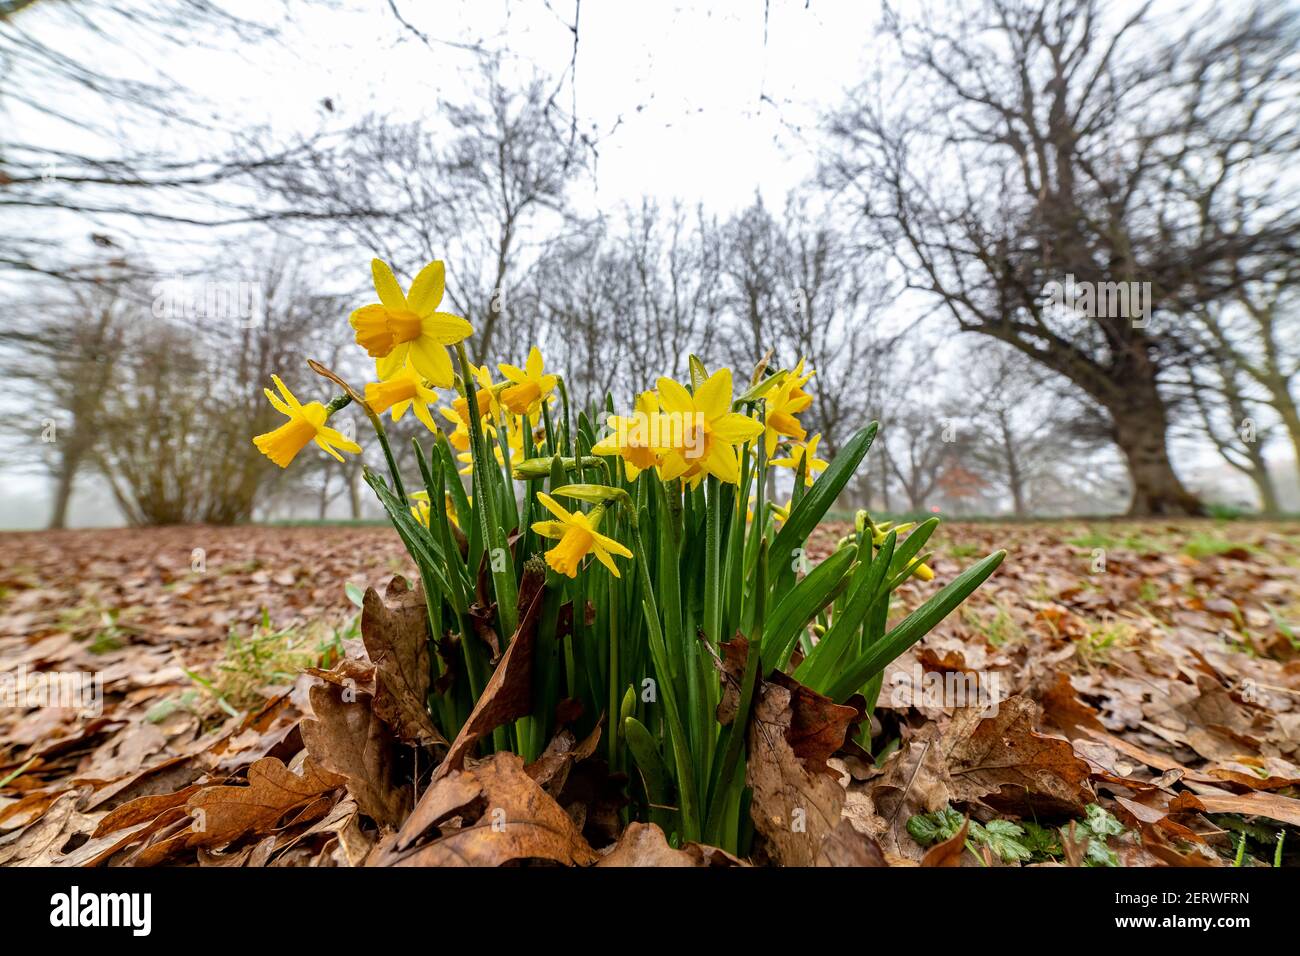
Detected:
[2,519,1298,867]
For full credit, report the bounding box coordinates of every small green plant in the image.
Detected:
[947,541,982,559]
[961,600,1023,647]
[186,607,354,715]
[909,803,1127,866]
[1182,533,1255,560]
[1077,620,1137,662]
[907,806,1032,864]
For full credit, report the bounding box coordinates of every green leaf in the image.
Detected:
[974,819,1032,863]
[760,545,857,672]
[794,530,895,691]
[826,550,1006,702]
[907,806,965,845]
[770,423,878,594]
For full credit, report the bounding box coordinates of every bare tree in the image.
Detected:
[0,280,129,527]
[1195,273,1300,475]
[961,343,1109,515]
[823,0,1300,514]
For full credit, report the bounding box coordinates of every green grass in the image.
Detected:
[184,609,356,716]
[961,600,1024,647]
[1182,532,1257,560]
[1077,620,1138,662]
[1066,529,1164,553]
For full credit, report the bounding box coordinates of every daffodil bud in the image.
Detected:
[552,483,632,507]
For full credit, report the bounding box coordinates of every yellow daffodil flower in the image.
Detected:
[364,362,439,432]
[531,492,632,578]
[498,346,558,418]
[655,368,763,485]
[763,359,815,458]
[770,432,829,485]
[410,490,464,530]
[865,521,934,581]
[452,363,503,425]
[772,498,792,525]
[439,405,473,451]
[253,375,361,468]
[349,258,472,386]
[591,391,665,481]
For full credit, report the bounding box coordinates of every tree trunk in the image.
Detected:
[1275,392,1300,482]
[1110,404,1203,516]
[49,463,76,530]
[1248,463,1280,515]
[998,417,1026,517]
[349,468,363,520]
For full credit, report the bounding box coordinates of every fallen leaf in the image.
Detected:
[746,680,847,866]
[921,816,969,867]
[942,695,1093,814]
[300,676,411,828]
[385,752,597,867]
[360,577,446,747]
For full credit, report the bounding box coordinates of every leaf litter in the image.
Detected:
[2,519,1298,867]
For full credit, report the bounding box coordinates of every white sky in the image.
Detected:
[221,0,878,213]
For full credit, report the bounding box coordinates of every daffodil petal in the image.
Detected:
[535,491,573,523]
[409,339,454,387]
[376,344,408,380]
[711,412,763,444]
[694,368,733,419]
[591,531,632,559]
[592,546,621,577]
[406,260,445,315]
[704,445,740,484]
[531,519,567,540]
[422,311,473,345]
[656,377,695,415]
[525,346,544,378]
[413,400,437,433]
[371,259,407,310]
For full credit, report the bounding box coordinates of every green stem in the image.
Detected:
[360,402,406,501]
[630,520,700,843]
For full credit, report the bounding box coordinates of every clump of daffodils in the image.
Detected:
[252,254,1004,859]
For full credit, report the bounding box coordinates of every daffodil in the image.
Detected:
[655,368,763,485]
[867,521,934,581]
[253,375,361,468]
[531,492,632,578]
[770,432,829,485]
[439,405,472,451]
[349,258,472,385]
[763,359,815,458]
[591,391,665,480]
[452,363,503,425]
[410,490,465,530]
[455,416,534,474]
[364,362,439,432]
[498,347,557,418]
